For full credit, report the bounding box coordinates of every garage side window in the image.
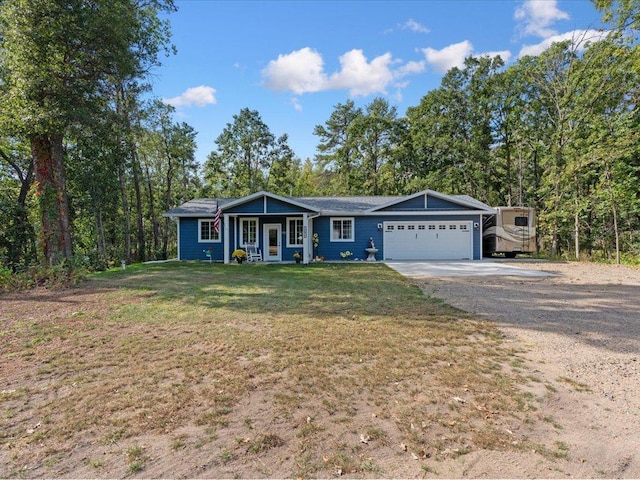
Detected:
[331,217,354,242]
[199,219,220,242]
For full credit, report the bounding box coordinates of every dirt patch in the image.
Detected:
[1,262,639,478]
[413,260,640,478]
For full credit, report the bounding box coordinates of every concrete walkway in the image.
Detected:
[385,259,555,278]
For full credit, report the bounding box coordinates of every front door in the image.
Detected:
[263,224,281,261]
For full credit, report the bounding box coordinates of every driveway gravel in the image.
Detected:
[403,260,640,478]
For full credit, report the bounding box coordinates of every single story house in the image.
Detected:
[163,189,496,264]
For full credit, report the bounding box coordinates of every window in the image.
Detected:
[397,225,405,230]
[331,218,354,242]
[428,225,436,230]
[408,225,415,230]
[386,225,394,231]
[198,219,220,242]
[418,225,426,230]
[439,225,446,230]
[460,224,469,231]
[287,218,304,247]
[240,218,258,246]
[449,225,457,230]
[515,216,529,227]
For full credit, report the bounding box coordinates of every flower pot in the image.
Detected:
[295,258,301,264]
[236,257,244,264]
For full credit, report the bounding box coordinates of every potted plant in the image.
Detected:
[293,251,301,263]
[232,249,248,264]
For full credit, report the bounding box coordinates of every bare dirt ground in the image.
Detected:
[1,261,639,478]
[413,260,640,478]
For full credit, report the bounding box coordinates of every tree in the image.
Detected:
[0,0,175,265]
[313,101,362,194]
[204,108,282,196]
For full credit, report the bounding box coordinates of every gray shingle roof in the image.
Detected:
[165,191,494,217]
[164,198,237,216]
[296,196,403,212]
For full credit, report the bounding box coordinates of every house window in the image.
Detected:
[198,219,220,242]
[240,218,258,246]
[330,218,354,242]
[287,218,304,247]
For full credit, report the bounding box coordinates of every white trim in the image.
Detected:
[366,189,495,214]
[198,219,221,243]
[220,190,319,213]
[239,217,259,247]
[286,217,304,248]
[330,217,355,242]
[177,218,181,261]
[223,214,230,264]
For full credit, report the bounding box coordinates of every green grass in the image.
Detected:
[0,261,557,478]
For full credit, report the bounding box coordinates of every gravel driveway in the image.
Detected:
[405,260,640,478]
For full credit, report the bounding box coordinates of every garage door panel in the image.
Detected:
[383,221,472,260]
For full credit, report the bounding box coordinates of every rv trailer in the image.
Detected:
[483,206,536,258]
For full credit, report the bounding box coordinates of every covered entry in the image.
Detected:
[383,221,473,260]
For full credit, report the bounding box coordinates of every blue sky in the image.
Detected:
[152,0,606,165]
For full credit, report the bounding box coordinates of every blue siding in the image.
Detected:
[426,196,468,210]
[226,197,265,214]
[380,195,425,211]
[179,218,225,261]
[267,197,313,214]
[312,214,483,260]
[312,216,383,261]
[378,194,476,212]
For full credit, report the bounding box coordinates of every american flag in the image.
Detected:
[213,206,222,233]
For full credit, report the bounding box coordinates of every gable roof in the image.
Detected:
[164,189,495,217]
[220,190,319,213]
[367,189,495,213]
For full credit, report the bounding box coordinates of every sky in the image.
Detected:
[151,0,607,165]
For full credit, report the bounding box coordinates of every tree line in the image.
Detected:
[1,0,638,277]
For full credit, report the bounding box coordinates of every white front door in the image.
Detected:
[263,224,281,261]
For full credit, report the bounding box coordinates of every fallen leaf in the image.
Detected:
[400,443,407,451]
[360,433,370,444]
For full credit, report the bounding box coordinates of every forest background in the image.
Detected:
[0,0,638,282]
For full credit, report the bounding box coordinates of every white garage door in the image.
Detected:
[383,221,473,260]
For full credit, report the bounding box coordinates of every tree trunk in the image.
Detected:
[31,134,72,265]
[143,160,159,260]
[131,145,146,262]
[118,162,132,262]
[574,208,580,260]
[612,199,620,265]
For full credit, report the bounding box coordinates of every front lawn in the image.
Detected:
[0,262,556,478]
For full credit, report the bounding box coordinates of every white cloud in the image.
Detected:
[261,47,327,94]
[514,0,570,38]
[402,19,430,34]
[422,40,474,73]
[395,59,427,78]
[328,49,395,97]
[291,97,303,112]
[477,50,513,63]
[421,41,513,73]
[163,85,217,108]
[518,29,610,57]
[262,47,414,98]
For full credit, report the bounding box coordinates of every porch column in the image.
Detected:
[223,214,230,264]
[302,212,309,265]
